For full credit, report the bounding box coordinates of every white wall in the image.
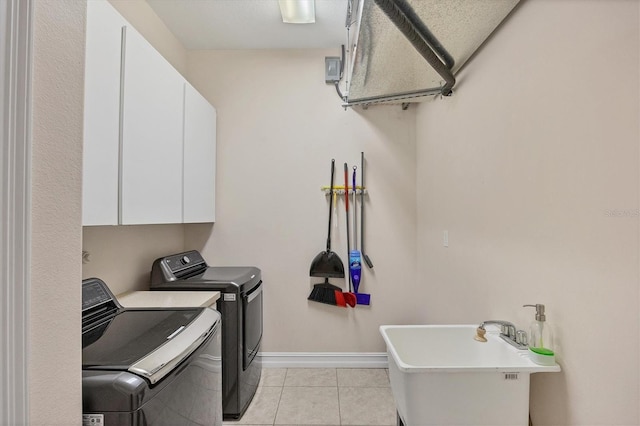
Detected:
[415,0,639,425]
[185,49,419,352]
[31,1,85,423]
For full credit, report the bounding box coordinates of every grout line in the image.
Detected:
[337,381,343,426]
[271,368,287,425]
[271,385,283,426]
[335,368,342,426]
[245,368,395,426]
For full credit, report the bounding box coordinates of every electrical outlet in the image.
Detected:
[443,230,449,247]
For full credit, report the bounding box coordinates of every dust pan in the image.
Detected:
[310,250,344,277]
[310,159,345,278]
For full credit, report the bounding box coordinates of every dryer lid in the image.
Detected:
[200,266,261,287]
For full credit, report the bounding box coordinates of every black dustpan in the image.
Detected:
[310,250,345,278]
[310,159,345,278]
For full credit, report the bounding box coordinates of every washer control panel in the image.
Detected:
[163,250,207,276]
[82,279,114,311]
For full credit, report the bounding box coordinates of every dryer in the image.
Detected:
[81,278,222,426]
[150,250,262,420]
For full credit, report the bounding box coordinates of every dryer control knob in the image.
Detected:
[181,255,190,265]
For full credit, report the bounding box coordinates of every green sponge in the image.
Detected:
[530,347,555,356]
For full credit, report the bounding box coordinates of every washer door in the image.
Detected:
[82,309,201,368]
[129,308,220,384]
[83,308,219,385]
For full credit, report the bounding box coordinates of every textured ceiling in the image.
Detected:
[146,0,348,49]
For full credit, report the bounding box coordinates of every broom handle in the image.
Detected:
[344,163,351,292]
[326,159,335,251]
[344,163,349,215]
[353,167,357,250]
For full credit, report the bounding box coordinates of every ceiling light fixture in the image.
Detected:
[278,0,315,24]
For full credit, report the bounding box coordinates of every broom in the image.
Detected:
[308,278,356,307]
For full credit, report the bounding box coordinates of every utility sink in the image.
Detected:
[380,325,560,426]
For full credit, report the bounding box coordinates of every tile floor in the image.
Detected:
[223,368,398,426]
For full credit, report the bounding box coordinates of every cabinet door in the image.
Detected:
[82,0,126,226]
[183,83,217,223]
[120,25,185,225]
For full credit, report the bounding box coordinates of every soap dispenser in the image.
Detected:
[523,304,555,366]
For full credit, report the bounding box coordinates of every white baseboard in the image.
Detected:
[259,352,388,369]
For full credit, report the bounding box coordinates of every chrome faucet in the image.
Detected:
[480,320,516,338]
[477,320,528,350]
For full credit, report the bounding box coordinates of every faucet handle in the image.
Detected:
[516,330,528,346]
[501,324,516,338]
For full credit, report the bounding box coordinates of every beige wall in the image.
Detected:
[415,0,639,425]
[185,49,418,352]
[107,0,187,74]
[65,0,639,424]
[82,224,185,294]
[31,0,85,424]
[82,1,189,292]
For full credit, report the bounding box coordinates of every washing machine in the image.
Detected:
[82,277,222,426]
[150,250,262,420]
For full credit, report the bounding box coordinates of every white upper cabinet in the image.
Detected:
[183,83,217,223]
[82,0,126,226]
[82,0,217,226]
[120,26,185,225]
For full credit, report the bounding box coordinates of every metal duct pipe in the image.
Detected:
[389,0,455,70]
[372,0,455,96]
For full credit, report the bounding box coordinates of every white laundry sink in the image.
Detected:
[380,324,560,426]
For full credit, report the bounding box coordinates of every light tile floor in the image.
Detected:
[224,368,397,426]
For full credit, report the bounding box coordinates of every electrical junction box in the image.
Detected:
[325,57,341,83]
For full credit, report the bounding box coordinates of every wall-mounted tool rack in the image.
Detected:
[321,185,368,196]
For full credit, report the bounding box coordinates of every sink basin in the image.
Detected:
[380,325,560,426]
